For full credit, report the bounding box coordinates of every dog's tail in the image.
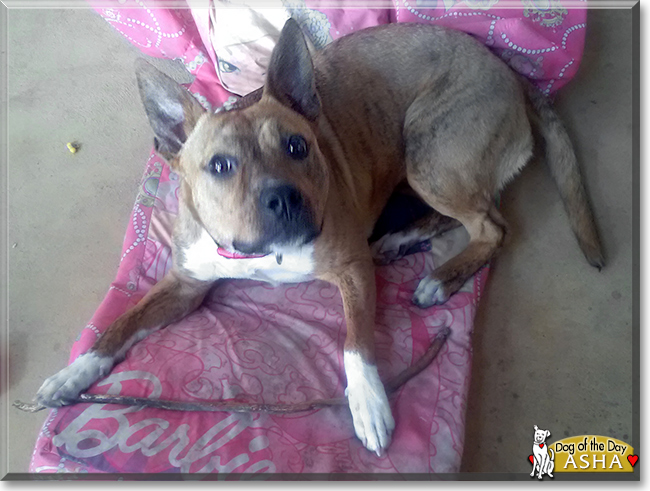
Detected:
[524,83,605,270]
[550,448,555,460]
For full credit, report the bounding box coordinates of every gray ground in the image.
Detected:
[4,8,634,475]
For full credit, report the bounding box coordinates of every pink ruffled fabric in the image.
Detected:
[30,0,585,475]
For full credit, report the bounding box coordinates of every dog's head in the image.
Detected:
[533,425,551,444]
[135,19,327,255]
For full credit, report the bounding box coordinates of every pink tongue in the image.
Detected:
[217,247,267,259]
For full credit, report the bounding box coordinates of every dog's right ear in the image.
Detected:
[264,18,320,121]
[135,59,205,163]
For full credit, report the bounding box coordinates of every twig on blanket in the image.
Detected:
[384,326,450,394]
[14,327,450,414]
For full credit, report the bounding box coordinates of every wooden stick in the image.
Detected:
[14,327,450,414]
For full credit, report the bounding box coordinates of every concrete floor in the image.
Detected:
[4,7,634,475]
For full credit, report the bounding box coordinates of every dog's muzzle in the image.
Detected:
[233,183,320,254]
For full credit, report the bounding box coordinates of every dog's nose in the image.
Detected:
[260,184,303,222]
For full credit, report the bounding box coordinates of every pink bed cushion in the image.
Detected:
[390,2,586,94]
[92,1,586,96]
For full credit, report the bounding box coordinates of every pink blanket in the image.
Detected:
[30,1,586,475]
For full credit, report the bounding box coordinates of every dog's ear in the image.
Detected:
[135,59,205,163]
[546,430,551,438]
[534,425,539,431]
[264,18,320,121]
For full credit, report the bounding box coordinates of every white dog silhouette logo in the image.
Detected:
[530,425,555,479]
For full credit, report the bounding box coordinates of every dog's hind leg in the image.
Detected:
[403,81,531,307]
[409,196,507,307]
[370,209,461,265]
[547,455,555,478]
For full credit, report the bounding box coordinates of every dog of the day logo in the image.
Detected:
[529,425,555,479]
[528,426,637,477]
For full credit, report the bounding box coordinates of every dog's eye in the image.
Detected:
[208,155,237,175]
[286,135,309,160]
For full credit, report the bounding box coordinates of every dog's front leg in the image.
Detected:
[36,270,213,407]
[537,456,547,479]
[323,258,395,456]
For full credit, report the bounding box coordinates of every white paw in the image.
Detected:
[36,352,114,407]
[370,230,421,264]
[413,275,449,308]
[344,352,395,456]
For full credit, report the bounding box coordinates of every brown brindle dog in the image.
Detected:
[37,20,603,456]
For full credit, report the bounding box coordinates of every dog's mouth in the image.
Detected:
[232,223,322,256]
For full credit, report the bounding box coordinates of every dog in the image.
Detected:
[36,20,603,457]
[531,425,555,479]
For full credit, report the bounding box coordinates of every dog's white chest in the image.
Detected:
[181,229,315,283]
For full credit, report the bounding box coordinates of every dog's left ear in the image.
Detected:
[546,430,551,438]
[135,59,205,163]
[264,18,320,121]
